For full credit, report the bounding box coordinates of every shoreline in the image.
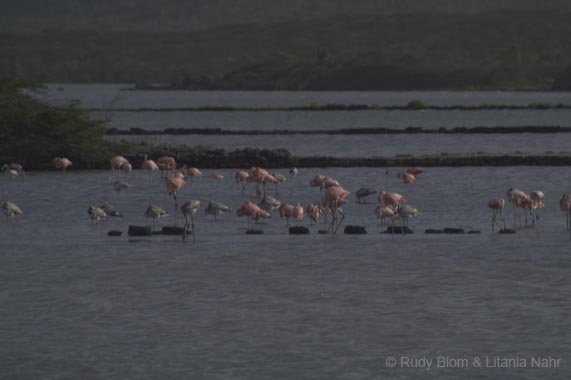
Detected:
[9,146,571,171]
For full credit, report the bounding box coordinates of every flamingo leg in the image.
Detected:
[190,212,196,243]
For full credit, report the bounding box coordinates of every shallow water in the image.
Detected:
[2,168,570,379]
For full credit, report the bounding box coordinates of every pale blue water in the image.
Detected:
[1,167,570,379]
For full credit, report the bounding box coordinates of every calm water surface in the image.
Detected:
[1,168,570,379]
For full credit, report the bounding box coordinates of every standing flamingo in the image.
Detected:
[395,204,418,234]
[205,200,232,220]
[487,198,506,231]
[278,203,295,226]
[272,172,287,196]
[322,186,350,233]
[305,203,323,223]
[507,188,530,228]
[259,194,281,213]
[529,191,545,225]
[53,157,72,173]
[157,156,177,177]
[560,193,571,232]
[293,202,304,224]
[399,172,416,184]
[237,200,270,228]
[181,200,200,242]
[356,188,377,203]
[375,204,397,227]
[209,173,225,180]
[166,175,187,226]
[235,170,250,195]
[87,205,106,224]
[141,154,159,172]
[378,191,406,208]
[145,204,168,224]
[110,156,130,178]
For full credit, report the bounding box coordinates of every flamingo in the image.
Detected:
[87,205,106,224]
[235,170,250,195]
[507,188,530,228]
[145,204,168,225]
[209,173,224,180]
[305,203,323,223]
[259,194,281,212]
[406,167,424,176]
[110,156,130,178]
[166,175,187,226]
[293,202,304,224]
[309,174,329,203]
[529,191,545,225]
[322,186,350,233]
[237,200,270,228]
[157,156,176,177]
[400,172,416,184]
[181,200,200,242]
[2,201,22,218]
[100,204,123,217]
[1,164,24,179]
[560,193,571,231]
[278,203,294,225]
[290,168,298,176]
[141,154,159,172]
[395,204,418,234]
[356,188,377,203]
[53,157,72,173]
[487,198,506,231]
[378,191,406,208]
[249,167,277,197]
[181,167,202,177]
[272,172,287,196]
[205,200,232,220]
[375,204,397,227]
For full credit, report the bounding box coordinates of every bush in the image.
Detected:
[0,79,127,168]
[406,99,428,109]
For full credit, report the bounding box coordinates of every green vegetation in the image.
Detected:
[0,79,126,168]
[2,12,571,90]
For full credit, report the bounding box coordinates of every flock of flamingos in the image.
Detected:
[3,155,571,240]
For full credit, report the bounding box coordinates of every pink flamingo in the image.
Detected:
[487,198,506,231]
[209,173,224,180]
[322,186,350,233]
[406,167,424,176]
[400,172,416,184]
[235,170,249,194]
[378,191,406,208]
[53,157,72,173]
[375,204,397,227]
[305,203,323,223]
[507,188,530,228]
[187,167,202,177]
[529,191,545,225]
[157,156,176,177]
[293,203,304,223]
[141,154,159,172]
[309,174,329,203]
[110,155,130,178]
[237,200,270,228]
[166,175,187,226]
[560,193,571,233]
[249,167,277,197]
[279,203,294,226]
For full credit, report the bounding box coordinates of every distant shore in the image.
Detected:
[11,146,571,171]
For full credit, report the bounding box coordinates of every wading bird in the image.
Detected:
[181,200,200,242]
[157,156,176,177]
[237,200,270,228]
[290,168,298,176]
[145,204,168,225]
[53,157,72,173]
[100,204,123,217]
[375,204,397,227]
[395,203,418,234]
[529,191,545,225]
[487,198,506,232]
[3,201,22,218]
[113,180,130,192]
[141,154,159,172]
[507,187,530,227]
[356,188,377,203]
[406,167,424,176]
[209,173,224,180]
[110,156,130,178]
[166,175,187,226]
[2,164,24,179]
[205,200,232,220]
[560,193,571,232]
[305,203,323,223]
[399,172,416,184]
[278,203,294,226]
[259,194,281,213]
[87,205,107,224]
[322,186,350,233]
[272,172,287,196]
[235,170,250,195]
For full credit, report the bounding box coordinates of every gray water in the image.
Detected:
[1,167,570,379]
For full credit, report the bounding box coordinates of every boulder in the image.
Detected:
[344,225,367,234]
[128,225,152,237]
[289,226,310,235]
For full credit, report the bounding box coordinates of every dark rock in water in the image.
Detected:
[425,229,444,234]
[499,228,516,234]
[289,226,310,235]
[246,229,264,234]
[162,226,185,235]
[107,230,122,236]
[318,230,330,234]
[386,226,413,234]
[128,225,152,237]
[468,230,481,234]
[344,225,367,234]
[443,228,465,234]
